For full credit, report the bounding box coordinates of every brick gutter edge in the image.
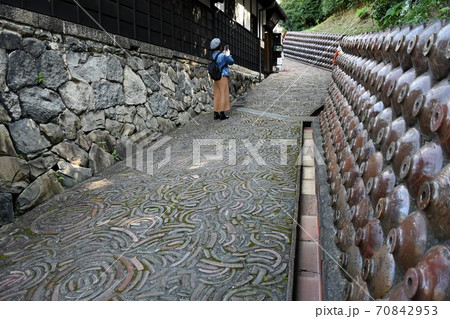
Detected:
[286,120,303,301]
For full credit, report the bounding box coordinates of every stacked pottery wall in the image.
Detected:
[0,14,259,225]
[320,20,449,300]
[284,32,341,70]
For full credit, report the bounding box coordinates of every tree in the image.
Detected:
[280,0,324,31]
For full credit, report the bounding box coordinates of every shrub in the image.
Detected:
[356,6,371,20]
[280,0,325,31]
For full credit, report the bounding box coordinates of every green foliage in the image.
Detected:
[55,172,65,183]
[401,0,450,24]
[280,0,325,31]
[356,6,371,20]
[112,148,120,162]
[377,1,405,28]
[322,0,357,17]
[281,0,450,32]
[37,72,45,84]
[372,0,450,28]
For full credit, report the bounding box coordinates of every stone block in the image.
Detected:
[19,87,66,124]
[8,118,51,154]
[0,30,22,50]
[58,78,94,115]
[0,124,17,156]
[124,66,147,105]
[6,50,38,91]
[0,193,14,225]
[57,160,93,188]
[28,152,59,180]
[89,143,116,174]
[80,111,105,133]
[39,123,64,144]
[37,50,69,90]
[0,156,29,193]
[92,80,125,110]
[0,91,21,121]
[17,170,64,211]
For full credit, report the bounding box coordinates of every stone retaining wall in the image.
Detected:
[0,7,260,225]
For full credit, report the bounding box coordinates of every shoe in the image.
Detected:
[220,112,229,120]
[214,112,220,120]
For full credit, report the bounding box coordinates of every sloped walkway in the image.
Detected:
[0,59,331,301]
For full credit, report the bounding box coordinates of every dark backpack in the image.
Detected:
[208,53,223,81]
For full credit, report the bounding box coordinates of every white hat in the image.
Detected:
[210,38,221,50]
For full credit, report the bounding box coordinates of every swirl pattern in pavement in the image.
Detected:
[0,59,331,300]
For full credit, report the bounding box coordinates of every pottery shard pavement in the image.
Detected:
[8,118,51,154]
[17,169,64,211]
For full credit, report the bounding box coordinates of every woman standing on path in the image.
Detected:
[210,38,234,120]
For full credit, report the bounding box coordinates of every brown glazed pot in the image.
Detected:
[381,117,407,159]
[367,166,396,208]
[357,139,376,165]
[391,68,417,121]
[369,108,392,142]
[417,164,450,241]
[399,142,444,198]
[332,180,348,212]
[408,73,437,135]
[389,128,422,177]
[403,244,450,301]
[355,218,384,259]
[327,161,340,184]
[339,244,363,280]
[362,60,379,89]
[362,245,399,299]
[334,206,354,230]
[388,25,411,67]
[346,178,366,207]
[338,145,353,165]
[376,184,412,234]
[351,197,375,230]
[408,20,443,75]
[344,276,371,301]
[362,101,385,128]
[425,23,450,81]
[361,151,384,185]
[387,211,437,271]
[396,24,425,71]
[429,81,450,156]
[352,129,368,155]
[366,61,386,92]
[373,63,393,99]
[335,221,356,252]
[381,66,403,110]
[381,28,399,63]
[385,283,411,301]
